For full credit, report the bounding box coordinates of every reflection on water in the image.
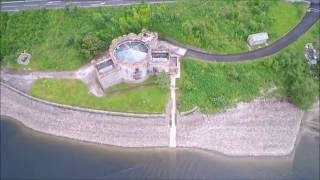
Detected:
[1,116,319,179]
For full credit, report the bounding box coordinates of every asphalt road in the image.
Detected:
[184,2,320,61]
[0,0,175,11]
[1,0,319,62]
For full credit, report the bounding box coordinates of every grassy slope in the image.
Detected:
[177,22,320,113]
[29,77,168,113]
[0,0,306,70]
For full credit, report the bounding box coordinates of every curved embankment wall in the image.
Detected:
[0,83,169,147]
[177,98,304,156]
[1,82,305,156]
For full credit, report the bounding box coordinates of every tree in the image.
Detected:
[80,34,104,58]
[288,76,318,110]
[92,13,105,28]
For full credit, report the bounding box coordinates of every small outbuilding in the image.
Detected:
[247,32,269,47]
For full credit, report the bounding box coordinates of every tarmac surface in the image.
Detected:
[0,0,175,11]
[182,2,320,61]
[1,0,319,62]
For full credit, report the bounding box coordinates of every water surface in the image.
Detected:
[1,117,319,179]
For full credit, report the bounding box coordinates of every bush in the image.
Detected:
[64,4,78,16]
[65,35,74,47]
[156,71,170,89]
[80,34,104,58]
[288,76,318,110]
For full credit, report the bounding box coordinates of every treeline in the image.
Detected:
[1,10,49,63]
[265,50,319,109]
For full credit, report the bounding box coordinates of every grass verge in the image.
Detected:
[177,22,320,113]
[29,77,168,113]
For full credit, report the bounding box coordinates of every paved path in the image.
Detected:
[0,0,175,11]
[0,64,105,96]
[169,76,177,147]
[167,2,320,61]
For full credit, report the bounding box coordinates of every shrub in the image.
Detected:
[156,71,170,89]
[288,76,318,110]
[64,3,78,16]
[65,35,74,47]
[80,34,104,58]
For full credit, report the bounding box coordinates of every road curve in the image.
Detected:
[183,3,320,61]
[1,0,319,62]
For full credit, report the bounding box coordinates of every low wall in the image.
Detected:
[0,84,169,147]
[179,106,199,116]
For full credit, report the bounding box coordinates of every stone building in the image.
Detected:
[93,30,181,89]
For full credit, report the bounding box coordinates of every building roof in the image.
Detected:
[96,59,114,71]
[248,32,269,42]
[152,52,169,59]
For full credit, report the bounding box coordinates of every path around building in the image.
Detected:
[0,64,105,96]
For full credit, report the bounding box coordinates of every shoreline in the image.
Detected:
[177,98,304,156]
[2,115,319,179]
[0,84,170,148]
[0,83,309,156]
[0,115,297,160]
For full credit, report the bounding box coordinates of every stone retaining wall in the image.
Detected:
[0,83,169,147]
[0,82,306,156]
[177,98,304,156]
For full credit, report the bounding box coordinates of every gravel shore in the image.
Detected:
[1,83,305,156]
[177,98,304,156]
[0,85,169,147]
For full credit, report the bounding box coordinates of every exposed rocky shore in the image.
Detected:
[0,84,169,147]
[177,98,304,156]
[1,83,307,156]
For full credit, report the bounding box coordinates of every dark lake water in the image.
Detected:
[1,116,319,179]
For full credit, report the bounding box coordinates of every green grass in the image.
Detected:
[0,0,306,70]
[268,1,305,39]
[105,76,157,94]
[178,22,320,113]
[29,77,168,113]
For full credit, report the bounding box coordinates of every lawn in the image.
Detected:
[177,22,320,113]
[29,77,168,113]
[0,0,306,70]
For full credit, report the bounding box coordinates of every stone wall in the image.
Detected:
[177,98,304,156]
[0,84,169,147]
[0,82,306,156]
